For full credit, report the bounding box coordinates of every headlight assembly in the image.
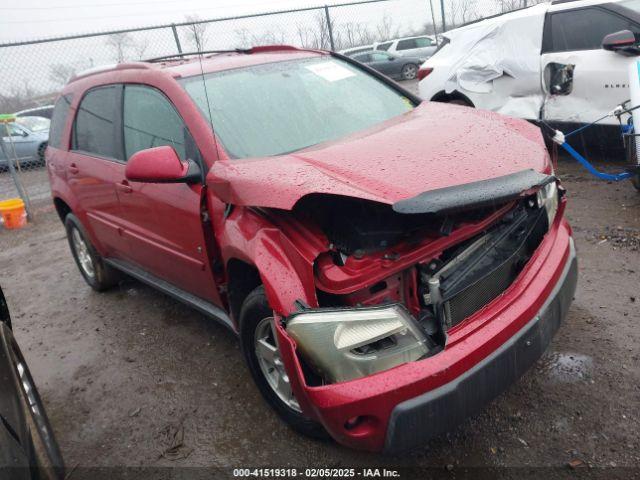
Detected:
[286,304,430,383]
[537,180,559,226]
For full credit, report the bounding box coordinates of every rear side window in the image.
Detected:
[549,8,639,52]
[397,39,418,50]
[73,86,122,160]
[48,95,73,149]
[377,42,393,51]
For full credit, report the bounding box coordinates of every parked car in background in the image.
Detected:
[0,286,64,479]
[418,0,640,151]
[0,120,49,170]
[47,45,576,453]
[352,50,424,79]
[376,35,438,59]
[339,45,375,57]
[14,105,55,120]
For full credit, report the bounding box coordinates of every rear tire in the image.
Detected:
[239,286,328,440]
[401,63,418,80]
[37,142,47,166]
[64,214,120,291]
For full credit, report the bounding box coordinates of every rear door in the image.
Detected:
[540,5,640,127]
[67,85,129,256]
[115,84,219,303]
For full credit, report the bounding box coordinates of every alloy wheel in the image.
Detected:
[254,317,301,412]
[71,227,95,279]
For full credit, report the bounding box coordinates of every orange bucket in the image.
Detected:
[0,198,27,229]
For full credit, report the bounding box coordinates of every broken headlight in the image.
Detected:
[286,304,430,383]
[537,180,558,226]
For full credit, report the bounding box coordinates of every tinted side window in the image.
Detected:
[377,42,393,51]
[353,53,371,63]
[550,8,638,52]
[73,86,122,159]
[415,37,432,47]
[49,95,73,149]
[397,39,418,50]
[371,52,391,61]
[123,85,193,161]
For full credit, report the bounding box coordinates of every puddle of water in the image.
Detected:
[540,352,593,383]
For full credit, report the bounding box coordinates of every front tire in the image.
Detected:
[64,214,120,291]
[239,286,328,440]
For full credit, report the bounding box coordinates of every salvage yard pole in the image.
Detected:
[324,5,336,51]
[0,115,32,220]
[440,0,446,32]
[171,24,183,53]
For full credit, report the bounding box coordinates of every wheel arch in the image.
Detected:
[53,197,72,223]
[226,258,262,325]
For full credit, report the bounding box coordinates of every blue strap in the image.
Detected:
[560,142,632,182]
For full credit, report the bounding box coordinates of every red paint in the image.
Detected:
[417,66,433,81]
[46,47,573,451]
[125,146,189,183]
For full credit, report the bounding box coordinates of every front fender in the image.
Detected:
[218,207,319,320]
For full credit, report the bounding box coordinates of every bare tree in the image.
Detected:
[132,37,150,60]
[295,24,315,48]
[375,14,399,42]
[0,84,40,113]
[49,64,77,87]
[184,14,208,51]
[105,32,135,62]
[339,22,374,49]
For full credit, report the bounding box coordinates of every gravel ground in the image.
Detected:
[1,110,639,477]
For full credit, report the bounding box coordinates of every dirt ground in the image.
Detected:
[1,141,640,476]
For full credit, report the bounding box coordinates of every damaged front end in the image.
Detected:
[284,174,560,385]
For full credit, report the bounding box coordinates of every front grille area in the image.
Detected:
[440,204,548,328]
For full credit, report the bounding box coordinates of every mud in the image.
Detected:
[0,153,639,476]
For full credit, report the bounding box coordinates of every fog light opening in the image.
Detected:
[344,416,362,430]
[343,415,378,435]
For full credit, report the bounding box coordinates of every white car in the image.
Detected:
[418,0,640,150]
[375,35,438,60]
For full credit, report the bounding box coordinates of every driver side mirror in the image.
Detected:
[125,145,201,184]
[602,30,640,56]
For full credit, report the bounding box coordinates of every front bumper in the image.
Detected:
[276,217,576,452]
[384,238,577,453]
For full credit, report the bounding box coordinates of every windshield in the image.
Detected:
[180,56,414,159]
[15,116,50,133]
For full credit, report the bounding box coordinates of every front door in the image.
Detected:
[540,5,640,128]
[115,84,219,304]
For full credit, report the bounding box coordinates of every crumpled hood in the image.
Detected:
[207,101,550,210]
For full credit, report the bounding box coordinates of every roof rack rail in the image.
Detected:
[145,49,251,63]
[145,45,306,63]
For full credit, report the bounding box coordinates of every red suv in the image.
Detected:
[46,46,577,453]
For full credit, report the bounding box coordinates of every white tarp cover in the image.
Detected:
[442,4,548,94]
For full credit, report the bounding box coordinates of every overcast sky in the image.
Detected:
[0,0,436,43]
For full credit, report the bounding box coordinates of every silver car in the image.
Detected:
[0,117,50,170]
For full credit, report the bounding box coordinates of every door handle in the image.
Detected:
[68,163,79,174]
[117,181,133,194]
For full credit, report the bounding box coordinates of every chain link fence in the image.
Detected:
[0,0,536,219]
